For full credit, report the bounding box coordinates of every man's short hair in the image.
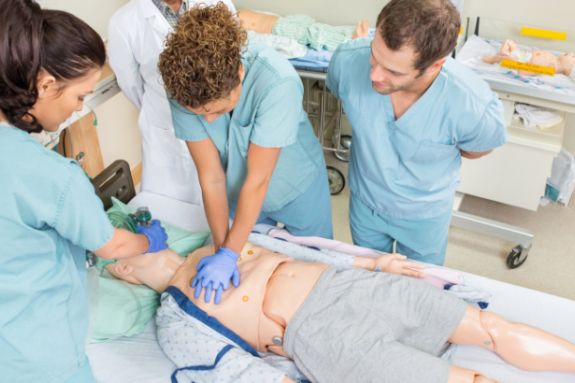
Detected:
[376,0,460,72]
[158,3,247,108]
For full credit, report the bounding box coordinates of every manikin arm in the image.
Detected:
[237,9,279,34]
[248,232,423,278]
[482,39,520,65]
[353,253,423,277]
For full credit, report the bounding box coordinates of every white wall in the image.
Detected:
[94,93,141,170]
[462,0,574,36]
[40,0,129,39]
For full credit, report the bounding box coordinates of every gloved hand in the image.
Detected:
[192,247,240,304]
[136,219,168,253]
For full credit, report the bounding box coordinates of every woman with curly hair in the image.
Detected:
[0,1,168,381]
[159,3,333,304]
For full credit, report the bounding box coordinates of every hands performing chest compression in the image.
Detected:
[192,247,241,304]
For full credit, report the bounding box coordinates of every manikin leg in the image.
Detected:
[448,366,496,383]
[450,306,575,373]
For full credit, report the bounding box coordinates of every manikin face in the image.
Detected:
[106,249,185,292]
[186,66,245,123]
[29,69,101,132]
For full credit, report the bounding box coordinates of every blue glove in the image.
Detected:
[192,247,240,304]
[136,219,168,253]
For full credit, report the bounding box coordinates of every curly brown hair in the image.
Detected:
[158,3,247,108]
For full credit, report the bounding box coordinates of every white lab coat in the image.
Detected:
[108,0,236,205]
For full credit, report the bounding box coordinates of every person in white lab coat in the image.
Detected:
[108,0,236,204]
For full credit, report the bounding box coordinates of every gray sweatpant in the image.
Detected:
[283,267,468,383]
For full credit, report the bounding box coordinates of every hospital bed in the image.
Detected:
[86,163,575,383]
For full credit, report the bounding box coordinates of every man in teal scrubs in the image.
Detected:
[159,4,332,303]
[327,0,506,265]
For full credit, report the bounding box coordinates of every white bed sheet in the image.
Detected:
[456,35,575,105]
[87,192,575,383]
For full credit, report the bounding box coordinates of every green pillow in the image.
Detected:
[88,267,160,343]
[88,197,209,343]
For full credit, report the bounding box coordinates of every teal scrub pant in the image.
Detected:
[252,170,333,239]
[349,197,452,265]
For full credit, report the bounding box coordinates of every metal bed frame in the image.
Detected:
[297,69,348,196]
[295,66,533,269]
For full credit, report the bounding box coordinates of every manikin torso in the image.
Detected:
[168,244,328,356]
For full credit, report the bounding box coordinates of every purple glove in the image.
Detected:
[192,247,240,304]
[136,219,168,253]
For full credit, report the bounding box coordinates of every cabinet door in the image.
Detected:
[458,141,556,211]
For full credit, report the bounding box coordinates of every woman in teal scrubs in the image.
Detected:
[158,4,333,304]
[0,2,168,382]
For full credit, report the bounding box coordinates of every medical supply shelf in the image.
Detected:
[453,18,575,267]
[459,90,568,211]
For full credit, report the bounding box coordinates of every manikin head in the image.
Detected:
[370,0,460,95]
[159,3,247,123]
[104,249,186,293]
[0,0,106,133]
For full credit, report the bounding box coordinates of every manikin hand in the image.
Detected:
[483,39,519,64]
[136,219,168,253]
[499,39,518,57]
[374,253,424,278]
[192,247,241,304]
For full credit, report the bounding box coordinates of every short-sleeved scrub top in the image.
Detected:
[0,124,114,383]
[170,43,329,229]
[327,39,507,220]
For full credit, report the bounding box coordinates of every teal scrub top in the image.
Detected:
[327,39,507,219]
[170,43,325,212]
[0,124,114,382]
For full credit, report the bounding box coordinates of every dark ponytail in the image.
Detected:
[0,0,106,133]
